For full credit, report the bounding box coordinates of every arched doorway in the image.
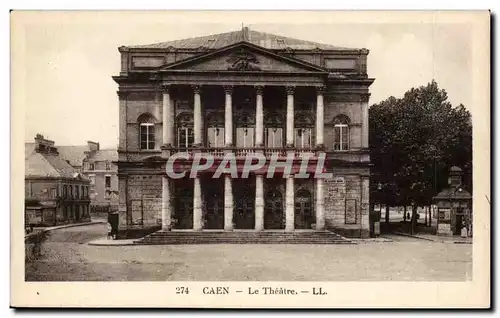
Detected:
[264,190,284,229]
[174,188,193,229]
[295,189,314,229]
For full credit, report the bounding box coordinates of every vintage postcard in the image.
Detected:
[10,10,490,308]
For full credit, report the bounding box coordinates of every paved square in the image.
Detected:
[25,224,472,281]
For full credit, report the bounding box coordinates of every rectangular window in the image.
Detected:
[140,123,155,150]
[265,128,283,148]
[75,186,79,199]
[236,127,255,148]
[50,188,57,198]
[207,127,225,147]
[177,127,194,149]
[89,163,94,170]
[294,128,312,148]
[105,176,111,188]
[334,125,349,151]
[106,162,111,170]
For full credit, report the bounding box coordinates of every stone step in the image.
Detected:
[134,230,353,245]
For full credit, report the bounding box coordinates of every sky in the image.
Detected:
[20,12,472,149]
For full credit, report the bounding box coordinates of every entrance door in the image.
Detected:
[174,188,194,229]
[454,208,464,235]
[203,178,224,230]
[233,179,255,229]
[264,190,284,229]
[295,189,314,229]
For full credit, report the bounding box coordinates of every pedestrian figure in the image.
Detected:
[107,222,113,240]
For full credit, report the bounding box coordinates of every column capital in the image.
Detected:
[223,85,233,95]
[285,86,295,95]
[192,85,201,94]
[316,85,326,95]
[255,85,264,95]
[161,83,170,93]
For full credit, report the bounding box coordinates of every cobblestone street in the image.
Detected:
[25,223,472,281]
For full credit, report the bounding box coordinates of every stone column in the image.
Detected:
[315,178,325,230]
[224,85,233,147]
[255,85,264,147]
[361,97,369,149]
[193,177,203,231]
[255,174,264,231]
[161,176,172,231]
[162,84,174,147]
[285,86,295,147]
[193,85,203,146]
[315,86,325,147]
[285,175,295,232]
[224,175,234,231]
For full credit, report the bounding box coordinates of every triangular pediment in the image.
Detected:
[161,42,327,73]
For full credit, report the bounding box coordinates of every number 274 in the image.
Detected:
[176,287,189,294]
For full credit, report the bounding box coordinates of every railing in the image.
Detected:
[171,147,318,158]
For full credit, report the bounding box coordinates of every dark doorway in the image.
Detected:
[264,190,284,229]
[202,177,224,229]
[174,181,194,229]
[233,178,255,229]
[295,189,314,229]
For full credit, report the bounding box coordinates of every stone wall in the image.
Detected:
[324,167,370,237]
[126,174,162,227]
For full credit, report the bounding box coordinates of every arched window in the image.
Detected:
[176,113,194,149]
[332,115,350,151]
[137,113,156,150]
[294,114,314,148]
[264,113,284,148]
[236,112,255,148]
[206,112,225,147]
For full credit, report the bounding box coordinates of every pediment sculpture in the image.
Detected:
[226,49,261,71]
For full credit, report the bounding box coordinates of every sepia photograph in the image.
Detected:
[10,10,490,308]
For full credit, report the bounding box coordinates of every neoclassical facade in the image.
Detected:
[113,27,374,238]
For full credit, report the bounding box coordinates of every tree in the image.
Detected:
[370,80,472,234]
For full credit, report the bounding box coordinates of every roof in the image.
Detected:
[87,149,118,162]
[433,186,472,201]
[450,166,463,172]
[25,152,84,179]
[57,145,88,167]
[127,27,357,51]
[25,143,36,159]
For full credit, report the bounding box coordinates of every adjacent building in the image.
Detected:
[113,27,374,238]
[25,134,91,226]
[433,166,473,236]
[50,141,119,210]
[81,142,119,209]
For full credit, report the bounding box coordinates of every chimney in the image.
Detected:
[34,134,58,154]
[242,26,249,42]
[87,141,100,152]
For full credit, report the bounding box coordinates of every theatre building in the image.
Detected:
[113,27,374,240]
